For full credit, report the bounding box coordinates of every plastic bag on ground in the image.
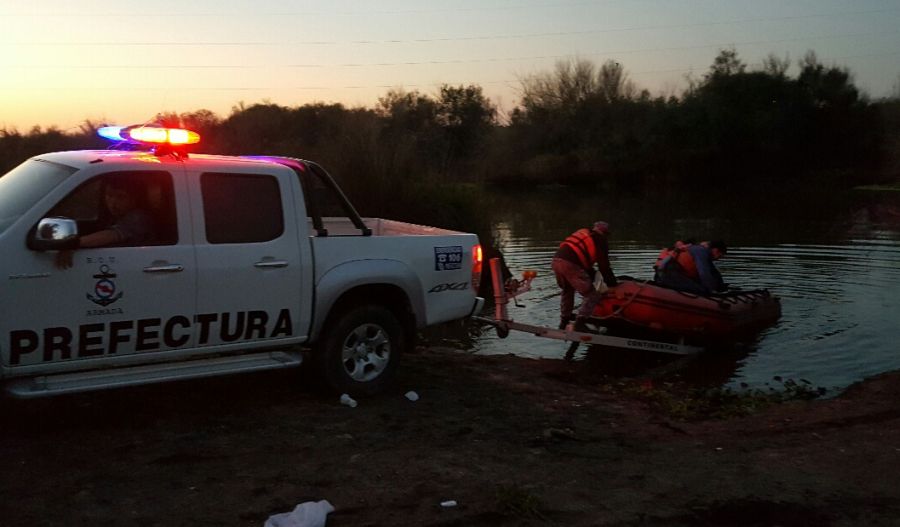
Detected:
[339,393,357,408]
[264,500,335,527]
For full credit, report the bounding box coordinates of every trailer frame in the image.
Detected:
[474,258,705,357]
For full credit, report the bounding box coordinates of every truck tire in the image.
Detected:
[314,304,405,397]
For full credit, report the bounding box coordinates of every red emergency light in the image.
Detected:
[98,125,201,146]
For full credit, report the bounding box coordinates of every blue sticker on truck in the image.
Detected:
[434,246,463,271]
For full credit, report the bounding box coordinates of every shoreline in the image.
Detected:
[2,345,900,525]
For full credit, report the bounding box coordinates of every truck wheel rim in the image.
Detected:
[341,323,391,382]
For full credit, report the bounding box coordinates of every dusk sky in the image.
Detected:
[3,0,899,131]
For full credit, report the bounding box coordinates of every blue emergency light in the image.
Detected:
[98,125,200,146]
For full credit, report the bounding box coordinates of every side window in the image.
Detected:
[302,168,349,218]
[48,171,177,247]
[200,173,284,244]
[50,177,103,222]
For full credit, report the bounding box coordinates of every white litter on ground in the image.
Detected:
[264,500,335,527]
[339,394,358,408]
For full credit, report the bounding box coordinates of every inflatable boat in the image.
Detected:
[591,278,781,342]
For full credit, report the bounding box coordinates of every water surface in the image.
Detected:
[434,187,900,392]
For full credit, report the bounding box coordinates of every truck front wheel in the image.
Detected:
[314,304,405,397]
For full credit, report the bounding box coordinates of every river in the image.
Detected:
[429,185,900,393]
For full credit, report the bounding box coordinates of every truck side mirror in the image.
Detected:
[29,217,79,251]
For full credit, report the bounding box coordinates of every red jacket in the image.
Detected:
[555,228,617,286]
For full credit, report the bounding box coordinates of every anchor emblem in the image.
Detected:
[86,264,124,306]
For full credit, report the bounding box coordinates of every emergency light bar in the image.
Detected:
[98,125,201,146]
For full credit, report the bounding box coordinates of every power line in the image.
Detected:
[0,1,608,17]
[0,81,519,92]
[5,30,897,70]
[6,8,898,46]
[4,50,899,93]
[293,30,900,68]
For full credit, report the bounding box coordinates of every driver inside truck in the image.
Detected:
[55,178,154,269]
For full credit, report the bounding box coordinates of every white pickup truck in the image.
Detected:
[0,127,484,397]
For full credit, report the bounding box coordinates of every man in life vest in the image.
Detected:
[552,221,618,331]
[654,240,727,295]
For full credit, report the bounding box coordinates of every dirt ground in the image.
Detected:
[2,344,900,527]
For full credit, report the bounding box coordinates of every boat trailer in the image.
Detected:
[474,258,704,358]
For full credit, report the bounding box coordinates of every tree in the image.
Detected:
[761,53,790,78]
[598,60,635,102]
[372,89,442,186]
[797,51,859,108]
[519,58,598,114]
[705,48,746,81]
[434,84,496,175]
[179,109,221,132]
[436,84,495,129]
[376,88,437,133]
[217,103,295,154]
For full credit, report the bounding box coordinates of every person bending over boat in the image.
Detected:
[654,240,727,295]
[552,221,618,331]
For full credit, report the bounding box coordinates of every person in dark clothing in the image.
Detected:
[654,240,727,295]
[55,179,154,269]
[552,221,617,331]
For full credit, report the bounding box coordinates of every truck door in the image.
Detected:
[3,165,197,369]
[188,166,304,349]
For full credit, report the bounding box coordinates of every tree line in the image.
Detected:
[2,49,899,225]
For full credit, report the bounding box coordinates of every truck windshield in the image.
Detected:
[0,158,77,235]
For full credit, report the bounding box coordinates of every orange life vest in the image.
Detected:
[560,228,598,269]
[655,245,699,279]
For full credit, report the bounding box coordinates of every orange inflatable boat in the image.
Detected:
[591,278,781,342]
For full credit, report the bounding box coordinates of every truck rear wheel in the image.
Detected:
[314,304,404,397]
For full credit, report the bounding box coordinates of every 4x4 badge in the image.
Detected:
[86,264,123,306]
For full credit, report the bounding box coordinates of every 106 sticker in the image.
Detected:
[434,246,463,271]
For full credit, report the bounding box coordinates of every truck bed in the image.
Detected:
[312,217,464,237]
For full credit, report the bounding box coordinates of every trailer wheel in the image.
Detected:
[314,304,404,397]
[496,324,510,339]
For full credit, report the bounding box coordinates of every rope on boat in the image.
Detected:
[634,282,774,311]
[714,289,773,306]
[592,279,652,320]
[593,279,776,321]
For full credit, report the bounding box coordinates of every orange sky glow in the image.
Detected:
[2,0,899,132]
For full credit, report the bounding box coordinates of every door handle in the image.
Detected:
[143,264,184,273]
[254,260,289,269]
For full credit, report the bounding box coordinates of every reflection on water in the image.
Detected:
[428,187,900,392]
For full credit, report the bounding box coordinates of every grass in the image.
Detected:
[854,182,900,192]
[620,378,826,421]
[495,484,547,520]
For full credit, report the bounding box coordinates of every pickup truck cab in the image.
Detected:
[0,126,484,397]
